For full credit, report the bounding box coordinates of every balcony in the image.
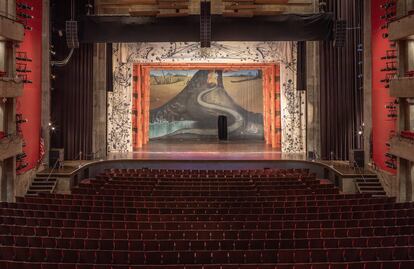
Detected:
[388,14,414,41]
[0,77,23,98]
[388,136,414,163]
[0,15,24,42]
[389,77,414,98]
[0,136,23,161]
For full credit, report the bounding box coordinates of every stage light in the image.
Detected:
[16,163,28,171]
[380,2,396,9]
[23,25,33,31]
[16,116,28,124]
[16,152,27,160]
[17,12,34,19]
[319,2,327,13]
[17,2,34,10]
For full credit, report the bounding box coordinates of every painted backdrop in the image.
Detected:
[149,69,264,140]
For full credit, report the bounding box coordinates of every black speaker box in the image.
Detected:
[218,115,228,140]
[308,151,316,160]
[349,149,364,168]
[49,148,64,168]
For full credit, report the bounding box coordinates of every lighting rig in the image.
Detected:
[385,131,397,169]
[379,0,398,170]
[16,1,34,31]
[15,1,34,174]
[16,114,28,174]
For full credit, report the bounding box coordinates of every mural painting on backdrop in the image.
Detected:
[108,42,305,152]
[149,69,264,141]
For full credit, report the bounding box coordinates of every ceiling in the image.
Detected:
[95,0,316,17]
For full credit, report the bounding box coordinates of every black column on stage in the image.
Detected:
[218,115,228,141]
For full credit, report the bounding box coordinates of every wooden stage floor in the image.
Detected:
[42,141,375,178]
[107,140,305,161]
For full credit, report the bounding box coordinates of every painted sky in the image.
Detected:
[150,70,260,77]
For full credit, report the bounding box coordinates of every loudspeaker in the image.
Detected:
[218,115,228,140]
[106,43,113,92]
[200,1,211,48]
[349,149,364,168]
[308,151,316,160]
[66,20,79,49]
[333,20,346,48]
[49,148,64,168]
[296,41,307,91]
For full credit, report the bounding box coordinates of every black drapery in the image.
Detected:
[320,0,364,160]
[50,0,94,160]
[79,13,334,43]
[297,41,307,91]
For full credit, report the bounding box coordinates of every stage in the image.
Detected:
[106,140,305,161]
[40,140,376,196]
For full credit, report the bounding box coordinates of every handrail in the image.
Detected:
[0,11,19,23]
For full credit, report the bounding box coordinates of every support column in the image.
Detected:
[262,69,269,145]
[399,158,413,201]
[306,41,321,158]
[92,43,107,158]
[2,99,16,202]
[270,66,276,148]
[133,65,143,149]
[363,0,372,167]
[275,65,281,150]
[41,0,50,164]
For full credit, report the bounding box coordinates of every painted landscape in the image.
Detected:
[149,69,264,140]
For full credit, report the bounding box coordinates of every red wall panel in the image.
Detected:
[371,0,397,173]
[16,0,42,172]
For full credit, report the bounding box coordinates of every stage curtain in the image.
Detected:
[51,44,94,160]
[320,0,364,160]
[50,0,94,160]
[279,42,305,153]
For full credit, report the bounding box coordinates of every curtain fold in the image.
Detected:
[319,0,364,160]
[50,0,94,160]
[51,44,94,160]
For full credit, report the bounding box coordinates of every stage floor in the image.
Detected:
[52,141,375,178]
[107,140,305,161]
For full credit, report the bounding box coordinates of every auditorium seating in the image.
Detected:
[1,168,414,268]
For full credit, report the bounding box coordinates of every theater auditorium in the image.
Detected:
[1,0,414,268]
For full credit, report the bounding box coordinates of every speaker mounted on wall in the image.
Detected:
[296,41,307,91]
[66,20,79,49]
[333,20,346,48]
[200,0,211,48]
[106,43,113,92]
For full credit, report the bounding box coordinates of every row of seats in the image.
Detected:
[1,261,414,269]
[2,208,413,221]
[3,216,413,229]
[42,192,374,201]
[2,235,414,250]
[72,189,340,196]
[3,225,414,239]
[4,203,408,214]
[1,246,414,264]
[17,196,395,207]
[100,168,311,175]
